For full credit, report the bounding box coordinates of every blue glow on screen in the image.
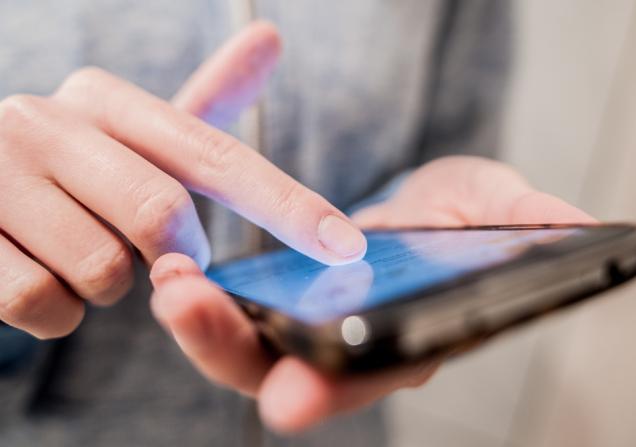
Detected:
[206,229,581,323]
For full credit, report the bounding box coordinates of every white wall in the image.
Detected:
[503,0,636,217]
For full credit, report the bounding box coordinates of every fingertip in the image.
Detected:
[510,191,598,225]
[172,20,282,119]
[193,243,212,271]
[149,274,219,327]
[316,215,368,266]
[248,20,282,49]
[259,358,333,434]
[244,20,282,73]
[150,253,203,288]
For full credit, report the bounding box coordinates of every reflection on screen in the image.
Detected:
[206,229,582,323]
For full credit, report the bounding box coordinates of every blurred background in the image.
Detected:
[2,2,635,446]
[387,1,636,446]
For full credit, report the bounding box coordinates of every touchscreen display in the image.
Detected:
[206,228,584,323]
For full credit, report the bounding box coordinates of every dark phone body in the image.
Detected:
[207,224,636,373]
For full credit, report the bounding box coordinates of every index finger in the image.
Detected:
[55,69,366,265]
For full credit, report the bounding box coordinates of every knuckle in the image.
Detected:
[55,67,115,113]
[0,94,45,134]
[75,240,133,299]
[56,66,124,131]
[58,66,109,93]
[132,179,194,250]
[194,128,241,179]
[269,181,304,221]
[1,269,56,326]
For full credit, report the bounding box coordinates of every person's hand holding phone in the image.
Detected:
[351,156,596,229]
[151,156,596,433]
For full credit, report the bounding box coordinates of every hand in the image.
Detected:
[150,155,595,434]
[0,22,366,339]
[351,156,595,228]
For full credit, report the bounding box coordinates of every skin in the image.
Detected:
[1,20,596,434]
[0,22,367,340]
[147,23,597,437]
[151,156,595,434]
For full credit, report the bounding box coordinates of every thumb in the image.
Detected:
[149,253,204,289]
[172,20,282,128]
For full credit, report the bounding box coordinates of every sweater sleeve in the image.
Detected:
[417,0,513,163]
[349,0,512,213]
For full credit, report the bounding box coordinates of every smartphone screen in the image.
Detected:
[207,227,602,324]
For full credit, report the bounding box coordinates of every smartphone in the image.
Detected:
[206,224,636,373]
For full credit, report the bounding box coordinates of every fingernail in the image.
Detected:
[318,215,367,260]
[149,268,179,289]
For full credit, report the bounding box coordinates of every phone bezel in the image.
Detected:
[212,224,636,372]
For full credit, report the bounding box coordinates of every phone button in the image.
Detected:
[341,316,370,346]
